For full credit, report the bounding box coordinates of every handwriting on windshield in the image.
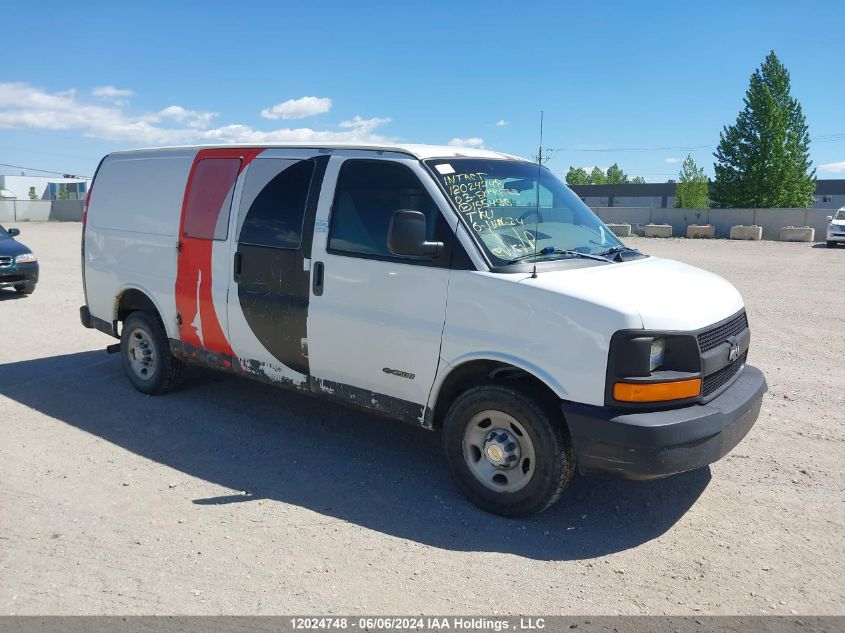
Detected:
[441,171,539,260]
[442,172,521,215]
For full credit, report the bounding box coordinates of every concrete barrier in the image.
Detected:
[595,207,833,241]
[606,223,631,237]
[730,225,763,240]
[686,224,715,238]
[779,226,815,242]
[644,224,672,237]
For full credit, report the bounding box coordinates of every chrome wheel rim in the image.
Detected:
[462,410,536,493]
[127,328,157,381]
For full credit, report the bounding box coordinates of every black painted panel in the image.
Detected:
[236,156,329,374]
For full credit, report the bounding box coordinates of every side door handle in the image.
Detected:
[312,261,324,296]
[233,252,243,283]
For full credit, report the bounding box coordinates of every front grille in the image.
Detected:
[0,256,12,267]
[697,312,748,353]
[703,351,747,398]
[0,274,25,283]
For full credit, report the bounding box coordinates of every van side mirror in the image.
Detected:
[827,216,834,221]
[387,210,443,258]
[7,227,20,237]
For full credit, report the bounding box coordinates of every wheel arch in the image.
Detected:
[113,285,170,336]
[429,354,567,430]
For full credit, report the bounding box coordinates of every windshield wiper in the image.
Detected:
[508,246,612,265]
[594,244,644,260]
[594,245,628,256]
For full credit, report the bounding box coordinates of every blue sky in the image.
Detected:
[2,0,843,182]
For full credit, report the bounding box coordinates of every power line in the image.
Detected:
[550,145,711,153]
[550,132,845,153]
[0,145,100,161]
[0,163,91,178]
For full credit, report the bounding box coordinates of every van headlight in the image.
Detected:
[607,332,701,406]
[15,253,37,264]
[649,338,665,371]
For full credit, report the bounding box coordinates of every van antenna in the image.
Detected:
[531,110,543,279]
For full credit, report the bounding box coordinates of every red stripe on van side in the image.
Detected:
[175,148,262,358]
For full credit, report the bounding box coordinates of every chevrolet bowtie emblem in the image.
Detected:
[727,336,740,362]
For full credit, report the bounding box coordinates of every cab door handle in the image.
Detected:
[312,261,324,296]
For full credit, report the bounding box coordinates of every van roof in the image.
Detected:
[108,142,528,162]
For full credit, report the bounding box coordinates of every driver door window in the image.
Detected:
[327,160,450,265]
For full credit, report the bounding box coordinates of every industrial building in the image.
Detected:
[0,174,92,201]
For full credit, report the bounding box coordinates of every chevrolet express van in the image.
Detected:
[80,143,767,516]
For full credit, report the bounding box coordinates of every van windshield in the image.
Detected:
[425,158,622,266]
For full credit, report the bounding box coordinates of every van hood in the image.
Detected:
[518,256,745,331]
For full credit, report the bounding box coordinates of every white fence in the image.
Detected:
[0,200,84,222]
[593,207,834,241]
[0,200,835,241]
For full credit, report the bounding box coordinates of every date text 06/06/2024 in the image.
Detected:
[289,617,547,631]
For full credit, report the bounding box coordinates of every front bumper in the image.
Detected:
[827,232,845,242]
[562,364,767,480]
[0,262,39,288]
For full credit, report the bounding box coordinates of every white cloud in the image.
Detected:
[92,86,133,106]
[447,137,485,148]
[495,119,509,127]
[664,157,682,164]
[819,160,845,173]
[260,96,332,120]
[0,83,392,146]
[339,115,392,133]
[157,105,218,129]
[92,86,133,99]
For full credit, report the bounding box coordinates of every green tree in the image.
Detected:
[28,186,38,200]
[58,187,70,200]
[565,167,590,185]
[589,166,606,184]
[631,176,646,184]
[712,50,815,208]
[605,163,628,184]
[675,155,709,208]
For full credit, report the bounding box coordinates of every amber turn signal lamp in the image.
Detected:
[613,378,701,403]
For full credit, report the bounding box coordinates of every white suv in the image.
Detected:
[827,207,845,247]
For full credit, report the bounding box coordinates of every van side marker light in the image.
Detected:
[613,378,702,403]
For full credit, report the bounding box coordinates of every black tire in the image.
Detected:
[120,311,184,395]
[14,284,35,295]
[442,384,575,517]
[828,241,837,248]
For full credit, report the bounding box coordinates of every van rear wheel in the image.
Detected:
[120,311,184,395]
[442,384,575,517]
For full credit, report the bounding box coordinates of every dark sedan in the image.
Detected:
[0,224,38,295]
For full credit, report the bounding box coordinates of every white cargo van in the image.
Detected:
[80,143,766,516]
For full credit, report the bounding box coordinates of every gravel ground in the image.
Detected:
[0,223,843,615]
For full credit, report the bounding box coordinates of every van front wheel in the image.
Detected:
[442,385,575,517]
[120,311,184,395]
